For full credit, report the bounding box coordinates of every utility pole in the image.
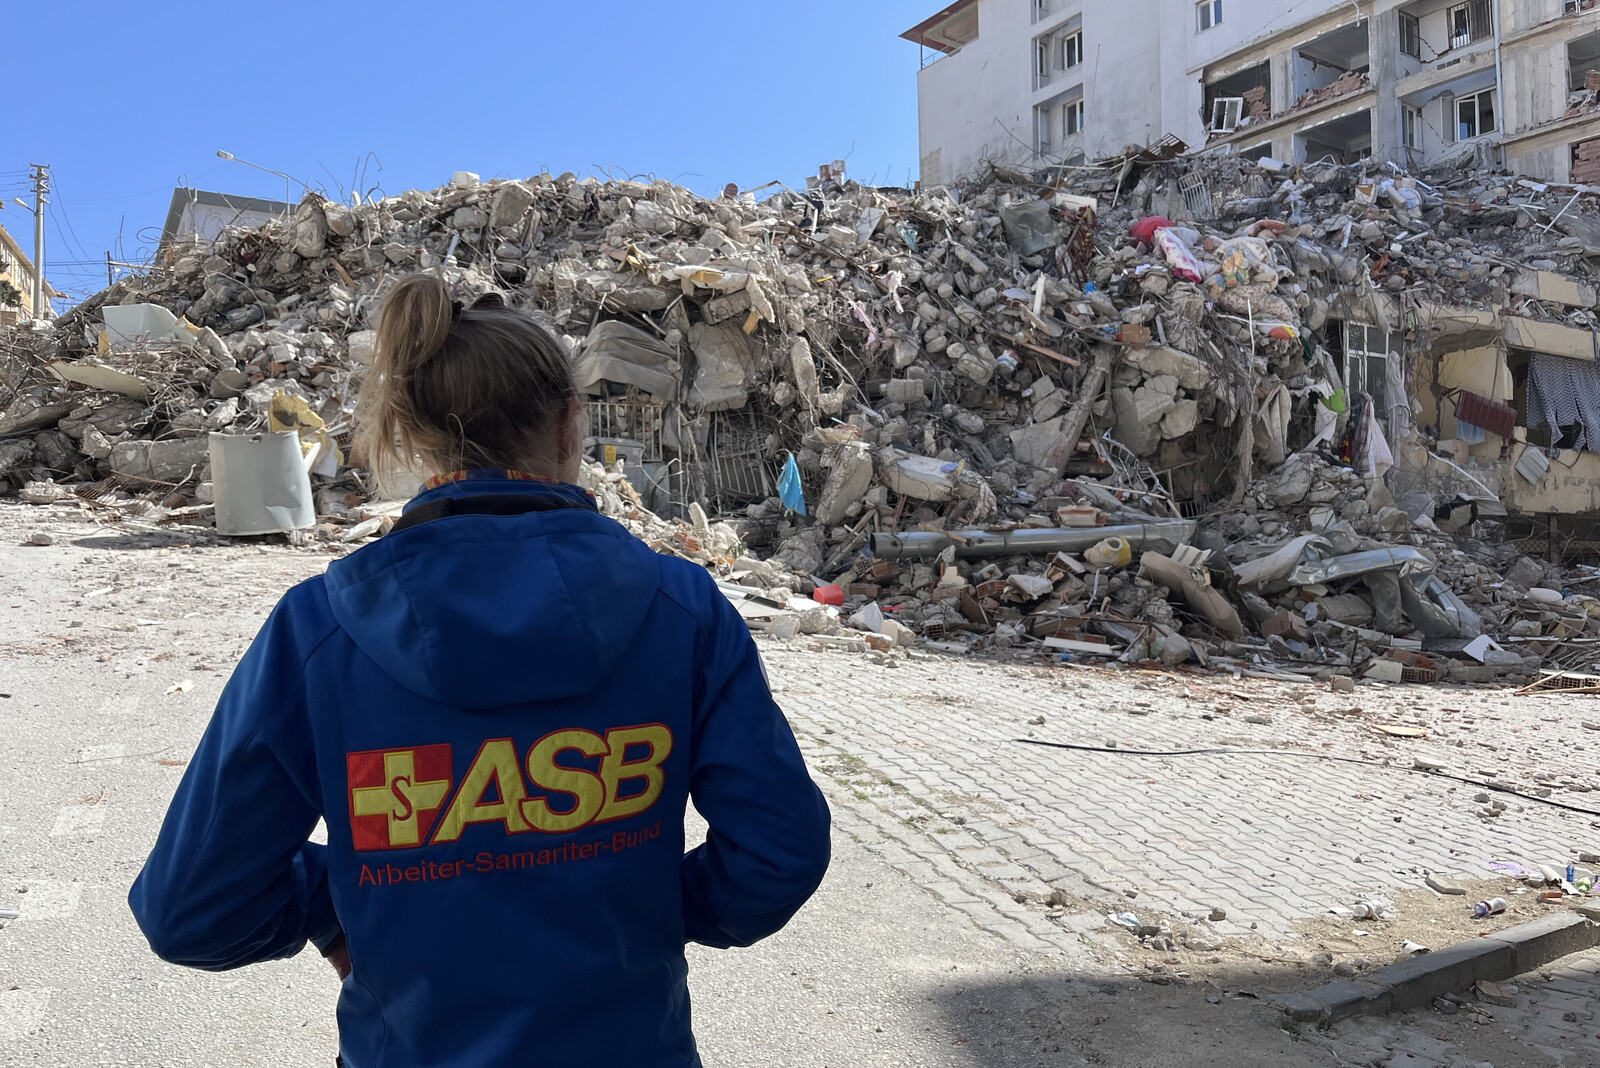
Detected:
[27,163,48,318]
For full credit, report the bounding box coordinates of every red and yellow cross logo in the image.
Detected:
[347,745,453,851]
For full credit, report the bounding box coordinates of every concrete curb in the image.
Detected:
[1273,911,1600,1024]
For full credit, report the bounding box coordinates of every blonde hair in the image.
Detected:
[356,274,577,481]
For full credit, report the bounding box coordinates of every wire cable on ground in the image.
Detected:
[1014,737,1600,817]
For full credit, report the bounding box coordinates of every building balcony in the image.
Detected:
[1394,40,1497,99]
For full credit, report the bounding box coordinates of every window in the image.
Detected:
[1400,12,1422,60]
[1197,0,1222,31]
[1036,29,1083,89]
[1211,97,1244,132]
[1345,323,1394,414]
[1061,30,1083,69]
[1455,88,1496,140]
[1065,99,1085,136]
[1402,105,1421,149]
[1035,91,1085,155]
[1446,0,1493,48]
[1033,0,1051,22]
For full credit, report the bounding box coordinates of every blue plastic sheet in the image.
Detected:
[778,452,806,515]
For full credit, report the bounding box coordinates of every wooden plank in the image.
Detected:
[1010,336,1083,367]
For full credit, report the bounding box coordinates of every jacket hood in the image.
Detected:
[322,479,661,709]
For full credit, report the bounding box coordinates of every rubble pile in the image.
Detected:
[9,151,1600,682]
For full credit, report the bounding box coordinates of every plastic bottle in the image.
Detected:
[1473,898,1508,917]
[1568,864,1578,885]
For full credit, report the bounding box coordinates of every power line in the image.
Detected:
[47,176,92,263]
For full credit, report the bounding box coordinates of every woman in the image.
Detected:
[129,274,832,1067]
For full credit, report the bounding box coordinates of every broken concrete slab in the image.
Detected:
[1504,315,1597,361]
[0,393,73,438]
[1010,417,1071,472]
[1511,269,1596,309]
[881,450,957,502]
[687,322,750,411]
[815,443,875,525]
[110,436,211,484]
[1123,345,1212,391]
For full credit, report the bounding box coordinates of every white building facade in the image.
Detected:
[904,0,1600,185]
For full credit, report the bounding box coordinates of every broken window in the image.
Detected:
[1204,60,1270,132]
[1197,0,1222,31]
[1455,88,1496,140]
[1211,97,1243,132]
[1446,0,1492,49]
[1568,31,1600,92]
[1345,323,1394,415]
[1402,104,1421,149]
[1399,12,1422,60]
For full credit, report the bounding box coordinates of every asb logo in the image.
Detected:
[344,724,674,852]
[348,745,453,851]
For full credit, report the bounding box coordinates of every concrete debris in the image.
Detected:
[9,153,1600,678]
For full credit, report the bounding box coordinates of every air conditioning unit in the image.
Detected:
[1211,97,1244,133]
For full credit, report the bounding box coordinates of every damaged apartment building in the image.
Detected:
[10,146,1600,678]
[907,0,1600,185]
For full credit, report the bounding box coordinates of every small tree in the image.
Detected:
[0,279,21,309]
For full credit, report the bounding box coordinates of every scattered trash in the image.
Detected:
[1351,898,1395,920]
[1472,897,1508,917]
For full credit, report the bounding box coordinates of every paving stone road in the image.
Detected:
[765,644,1600,954]
[2,500,1598,1066]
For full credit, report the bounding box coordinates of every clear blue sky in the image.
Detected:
[3,1,935,309]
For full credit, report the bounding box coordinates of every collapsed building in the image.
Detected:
[5,150,1600,684]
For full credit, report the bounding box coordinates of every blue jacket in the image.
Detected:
[129,475,831,1067]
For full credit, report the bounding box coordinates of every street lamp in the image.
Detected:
[215,150,303,212]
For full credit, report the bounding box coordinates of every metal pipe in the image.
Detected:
[868,519,1196,560]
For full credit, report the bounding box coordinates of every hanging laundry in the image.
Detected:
[1527,353,1600,452]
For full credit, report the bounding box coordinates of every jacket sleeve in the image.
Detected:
[128,596,342,970]
[680,589,831,949]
